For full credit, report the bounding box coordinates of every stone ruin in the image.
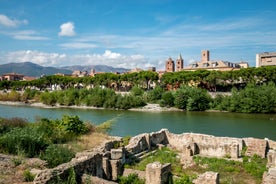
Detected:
[33,129,276,184]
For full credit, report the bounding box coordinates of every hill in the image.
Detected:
[0,62,130,77]
[61,65,129,73]
[0,62,72,77]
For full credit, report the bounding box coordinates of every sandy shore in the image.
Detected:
[0,101,181,112]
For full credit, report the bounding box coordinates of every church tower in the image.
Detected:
[201,50,210,62]
[176,54,184,72]
[165,58,175,72]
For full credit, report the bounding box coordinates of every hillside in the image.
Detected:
[0,62,72,77]
[61,65,129,73]
[0,62,130,77]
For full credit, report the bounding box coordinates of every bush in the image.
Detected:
[0,117,28,134]
[0,126,48,157]
[217,83,276,113]
[146,86,163,102]
[130,86,144,96]
[174,174,194,184]
[23,169,35,182]
[61,115,88,136]
[174,85,211,111]
[40,144,75,168]
[160,91,174,107]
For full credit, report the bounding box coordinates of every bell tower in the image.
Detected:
[176,54,184,72]
[201,50,210,62]
[165,58,175,72]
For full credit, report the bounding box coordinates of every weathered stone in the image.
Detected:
[243,137,268,158]
[125,133,150,154]
[110,159,123,181]
[267,150,276,168]
[268,139,276,150]
[262,168,276,184]
[150,129,169,146]
[193,171,219,184]
[82,174,117,184]
[111,148,125,160]
[146,162,171,184]
[102,157,111,180]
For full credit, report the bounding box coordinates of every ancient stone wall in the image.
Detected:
[243,137,268,158]
[33,129,275,184]
[166,131,242,158]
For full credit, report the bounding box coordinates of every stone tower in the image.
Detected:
[201,50,210,62]
[165,58,175,72]
[176,54,184,72]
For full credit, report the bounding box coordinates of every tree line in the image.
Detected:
[0,66,276,113]
[1,66,275,91]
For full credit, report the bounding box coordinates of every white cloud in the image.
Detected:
[1,30,49,40]
[60,42,97,49]
[12,30,49,40]
[58,22,76,37]
[0,50,153,69]
[0,14,28,27]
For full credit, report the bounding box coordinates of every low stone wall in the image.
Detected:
[166,131,242,158]
[243,137,268,158]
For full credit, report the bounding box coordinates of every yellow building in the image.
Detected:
[256,52,276,67]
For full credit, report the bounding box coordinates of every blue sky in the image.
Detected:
[0,0,275,70]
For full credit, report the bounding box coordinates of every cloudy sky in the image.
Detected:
[0,0,275,70]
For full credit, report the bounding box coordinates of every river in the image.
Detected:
[0,104,275,140]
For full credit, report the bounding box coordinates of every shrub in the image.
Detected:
[174,174,194,184]
[61,115,88,136]
[0,117,28,134]
[146,86,163,102]
[130,86,144,96]
[23,169,35,182]
[0,126,48,157]
[40,144,75,168]
[174,85,211,111]
[160,91,175,107]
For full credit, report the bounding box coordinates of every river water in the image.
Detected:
[0,104,275,140]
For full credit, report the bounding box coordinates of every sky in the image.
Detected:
[0,0,275,70]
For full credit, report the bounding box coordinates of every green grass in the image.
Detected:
[125,147,183,175]
[190,155,267,184]
[125,147,267,184]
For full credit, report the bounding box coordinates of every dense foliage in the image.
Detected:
[214,82,276,113]
[0,116,90,167]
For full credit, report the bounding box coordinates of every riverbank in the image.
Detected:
[0,100,182,112]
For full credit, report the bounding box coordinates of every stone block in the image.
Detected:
[193,171,219,184]
[262,168,276,184]
[111,148,124,160]
[243,138,268,158]
[146,162,171,184]
[110,159,123,181]
[267,149,276,167]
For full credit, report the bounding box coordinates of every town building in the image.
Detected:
[0,73,24,81]
[165,50,249,72]
[165,58,175,72]
[256,52,276,67]
[176,54,184,72]
[184,50,248,71]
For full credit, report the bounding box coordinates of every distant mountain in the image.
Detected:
[0,62,72,77]
[0,62,130,77]
[61,65,130,73]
